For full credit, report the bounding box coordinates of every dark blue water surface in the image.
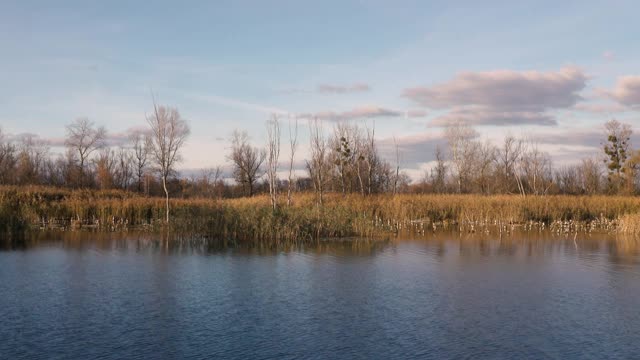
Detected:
[1,232,640,359]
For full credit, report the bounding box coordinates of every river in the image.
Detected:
[1,232,639,359]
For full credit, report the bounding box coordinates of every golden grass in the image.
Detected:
[2,186,640,241]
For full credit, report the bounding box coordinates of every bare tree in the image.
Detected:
[15,134,49,185]
[445,119,479,193]
[430,146,447,193]
[287,118,298,206]
[306,118,332,205]
[197,166,224,198]
[0,128,17,184]
[229,130,266,197]
[362,122,382,195]
[114,146,134,190]
[392,136,401,196]
[577,156,602,194]
[65,118,107,187]
[496,134,524,194]
[146,105,190,223]
[266,116,281,210]
[475,139,497,194]
[130,131,150,193]
[519,140,553,195]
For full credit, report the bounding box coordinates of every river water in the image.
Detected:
[1,232,639,359]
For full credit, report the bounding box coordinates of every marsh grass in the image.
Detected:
[2,186,640,242]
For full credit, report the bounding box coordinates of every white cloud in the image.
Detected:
[297,106,403,121]
[316,83,371,94]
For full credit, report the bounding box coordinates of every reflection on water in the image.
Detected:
[1,231,640,359]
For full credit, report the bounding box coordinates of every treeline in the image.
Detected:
[415,119,640,196]
[1,112,639,205]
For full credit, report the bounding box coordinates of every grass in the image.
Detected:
[1,186,640,243]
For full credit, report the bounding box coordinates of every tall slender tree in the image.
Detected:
[146,104,190,223]
[266,116,281,210]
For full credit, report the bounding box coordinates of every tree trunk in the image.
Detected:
[162,175,170,223]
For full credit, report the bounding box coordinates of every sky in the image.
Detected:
[1,0,639,180]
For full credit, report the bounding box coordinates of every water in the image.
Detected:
[1,232,640,359]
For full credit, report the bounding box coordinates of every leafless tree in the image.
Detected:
[475,139,497,194]
[555,166,581,194]
[130,131,151,193]
[15,134,49,185]
[519,140,553,195]
[287,118,298,206]
[496,134,524,194]
[362,123,382,195]
[0,128,17,184]
[114,146,134,190]
[392,136,401,196]
[65,118,107,187]
[192,166,224,198]
[577,156,602,194]
[266,116,281,210]
[306,118,332,205]
[146,105,190,223]
[430,146,447,193]
[229,130,265,197]
[445,119,479,193]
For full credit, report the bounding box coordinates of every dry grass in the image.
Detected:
[2,186,640,242]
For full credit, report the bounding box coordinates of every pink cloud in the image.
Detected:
[403,67,586,110]
[430,107,557,127]
[607,76,640,106]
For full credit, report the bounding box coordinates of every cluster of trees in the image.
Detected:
[1,109,639,214]
[416,119,640,196]
[228,118,408,207]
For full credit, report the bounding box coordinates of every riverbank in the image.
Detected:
[1,186,640,242]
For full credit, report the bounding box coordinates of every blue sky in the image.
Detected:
[1,0,639,178]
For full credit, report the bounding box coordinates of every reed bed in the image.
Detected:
[2,186,640,242]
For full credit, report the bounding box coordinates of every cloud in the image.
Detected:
[572,103,630,114]
[406,109,428,118]
[528,126,640,153]
[316,83,370,94]
[189,93,290,115]
[606,76,640,106]
[377,132,448,168]
[430,107,557,127]
[297,106,403,121]
[404,67,587,110]
[403,66,588,127]
[602,51,615,61]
